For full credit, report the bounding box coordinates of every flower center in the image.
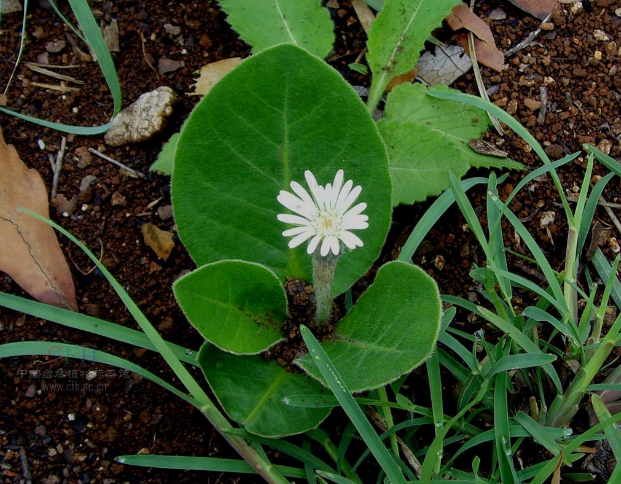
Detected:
[314,210,341,237]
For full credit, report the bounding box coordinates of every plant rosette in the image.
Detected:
[171,44,441,437]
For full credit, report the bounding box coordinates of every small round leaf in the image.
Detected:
[174,261,287,355]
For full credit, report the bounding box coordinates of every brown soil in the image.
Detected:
[263,279,343,371]
[0,0,620,483]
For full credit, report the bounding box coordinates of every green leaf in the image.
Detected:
[378,119,470,205]
[380,84,523,205]
[297,261,441,392]
[198,344,331,437]
[150,132,179,175]
[174,261,287,355]
[386,84,491,140]
[173,45,392,295]
[366,0,461,108]
[219,0,334,58]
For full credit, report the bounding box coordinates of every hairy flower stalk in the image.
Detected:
[277,169,368,324]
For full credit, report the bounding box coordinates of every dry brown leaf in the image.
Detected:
[189,58,242,97]
[447,3,495,45]
[506,0,559,20]
[141,223,175,260]
[387,66,418,91]
[469,139,508,157]
[0,126,77,310]
[456,33,504,72]
[352,0,376,33]
[417,45,471,86]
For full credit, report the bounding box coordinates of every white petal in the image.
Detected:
[277,213,313,226]
[288,230,315,248]
[283,226,314,237]
[307,234,322,254]
[334,180,353,213]
[320,237,331,256]
[277,191,316,218]
[337,185,362,213]
[290,181,317,212]
[329,236,340,255]
[342,218,369,230]
[305,170,326,211]
[330,170,344,209]
[343,202,367,219]
[339,231,364,249]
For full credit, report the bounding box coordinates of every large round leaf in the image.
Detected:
[174,261,287,355]
[172,44,392,295]
[199,344,331,437]
[296,261,441,392]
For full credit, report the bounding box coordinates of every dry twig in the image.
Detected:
[88,148,146,179]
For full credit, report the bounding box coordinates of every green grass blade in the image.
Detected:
[426,348,444,473]
[316,471,359,484]
[585,144,621,178]
[448,173,491,260]
[299,325,408,484]
[487,354,556,376]
[398,177,491,262]
[48,0,86,41]
[577,172,613,255]
[116,455,305,478]
[0,292,197,365]
[304,440,320,484]
[592,249,621,310]
[591,394,621,458]
[487,174,512,302]
[437,347,471,383]
[488,197,566,306]
[513,412,562,455]
[0,341,197,407]
[478,307,562,393]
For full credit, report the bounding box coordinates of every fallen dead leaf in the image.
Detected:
[141,223,175,260]
[352,0,375,33]
[469,139,508,158]
[417,45,471,86]
[387,66,418,91]
[506,0,559,19]
[447,3,495,45]
[456,33,504,72]
[189,57,242,96]
[0,126,77,310]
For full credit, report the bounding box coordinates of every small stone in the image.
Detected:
[46,40,66,53]
[488,8,506,20]
[494,97,508,108]
[111,191,127,207]
[605,41,618,55]
[541,22,554,31]
[506,99,518,115]
[74,146,93,168]
[104,87,176,147]
[597,139,613,155]
[199,33,212,49]
[572,68,588,77]
[524,98,542,110]
[37,52,49,64]
[594,29,610,41]
[35,425,47,437]
[433,255,445,270]
[545,144,564,159]
[163,23,181,35]
[54,194,78,217]
[157,204,174,220]
[616,7,621,17]
[158,58,185,75]
[569,2,583,14]
[79,175,97,194]
[540,211,555,229]
[157,317,174,334]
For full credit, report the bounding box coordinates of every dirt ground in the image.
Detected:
[0,0,620,483]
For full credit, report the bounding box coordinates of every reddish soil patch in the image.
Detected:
[0,0,620,483]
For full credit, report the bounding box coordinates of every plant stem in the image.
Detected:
[377,386,400,458]
[313,252,339,325]
[366,75,388,113]
[564,226,579,327]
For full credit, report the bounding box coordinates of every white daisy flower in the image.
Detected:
[277,169,368,257]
